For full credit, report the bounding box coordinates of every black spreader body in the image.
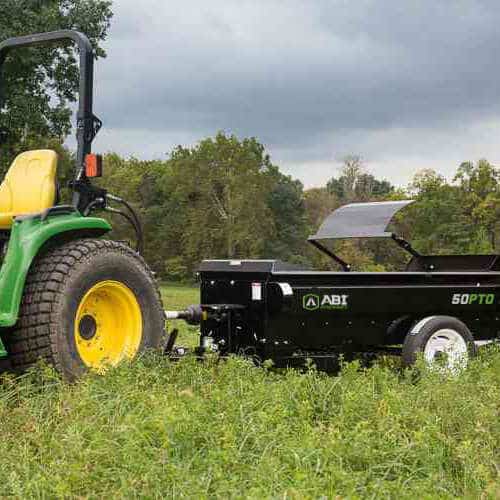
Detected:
[198,257,500,361]
[189,201,500,365]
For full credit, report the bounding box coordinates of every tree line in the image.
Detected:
[42,136,499,280]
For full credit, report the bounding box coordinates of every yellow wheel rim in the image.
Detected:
[74,280,143,370]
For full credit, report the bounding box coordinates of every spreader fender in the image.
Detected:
[0,213,111,327]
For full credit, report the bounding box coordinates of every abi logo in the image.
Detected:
[303,294,320,311]
[302,293,349,311]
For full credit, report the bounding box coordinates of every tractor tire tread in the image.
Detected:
[4,239,163,373]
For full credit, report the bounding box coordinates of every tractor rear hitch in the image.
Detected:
[164,306,203,360]
[165,304,203,325]
[165,303,247,362]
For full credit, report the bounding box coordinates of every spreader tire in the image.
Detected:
[402,315,476,371]
[5,239,165,379]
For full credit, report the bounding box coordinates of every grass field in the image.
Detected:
[160,283,200,347]
[0,284,499,497]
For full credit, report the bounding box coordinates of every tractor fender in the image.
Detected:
[0,213,111,327]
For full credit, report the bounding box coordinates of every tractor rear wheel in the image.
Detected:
[5,239,165,379]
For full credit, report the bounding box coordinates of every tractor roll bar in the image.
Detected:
[0,30,100,204]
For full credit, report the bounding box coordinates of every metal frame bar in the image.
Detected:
[309,233,422,272]
[391,233,422,260]
[308,239,351,272]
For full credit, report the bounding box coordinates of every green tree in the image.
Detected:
[94,137,303,280]
[0,0,113,172]
[454,159,500,249]
[161,133,276,274]
[404,169,473,255]
[404,161,500,256]
[263,166,308,264]
[327,155,394,202]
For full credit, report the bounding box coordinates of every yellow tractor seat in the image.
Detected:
[0,150,58,229]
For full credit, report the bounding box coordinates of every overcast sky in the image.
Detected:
[90,0,500,188]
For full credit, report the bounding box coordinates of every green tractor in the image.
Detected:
[0,31,165,378]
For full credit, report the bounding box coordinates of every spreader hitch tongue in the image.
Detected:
[165,304,203,325]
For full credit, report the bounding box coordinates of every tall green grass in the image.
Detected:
[0,351,499,498]
[0,285,498,497]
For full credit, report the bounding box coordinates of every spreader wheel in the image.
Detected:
[402,316,476,372]
[5,239,165,379]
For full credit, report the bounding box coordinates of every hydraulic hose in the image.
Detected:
[106,193,144,255]
[105,205,144,254]
[82,197,105,216]
[82,191,145,254]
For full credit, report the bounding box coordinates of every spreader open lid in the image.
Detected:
[308,200,415,241]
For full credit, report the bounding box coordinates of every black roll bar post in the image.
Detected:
[0,30,101,210]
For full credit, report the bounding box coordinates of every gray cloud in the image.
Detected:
[90,0,500,187]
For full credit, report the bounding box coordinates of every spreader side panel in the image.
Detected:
[266,273,500,349]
